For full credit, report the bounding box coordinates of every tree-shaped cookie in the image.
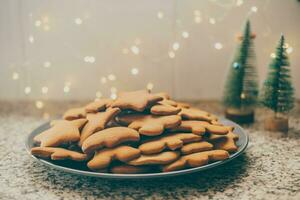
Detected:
[162,150,229,172]
[110,90,163,111]
[79,108,120,145]
[87,146,141,171]
[31,147,88,161]
[139,133,201,154]
[33,119,87,147]
[117,113,181,136]
[81,127,140,154]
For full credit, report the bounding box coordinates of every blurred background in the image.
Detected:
[0,0,299,105]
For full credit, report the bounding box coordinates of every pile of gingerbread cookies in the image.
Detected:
[31,90,239,174]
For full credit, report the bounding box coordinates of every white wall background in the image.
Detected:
[0,0,299,102]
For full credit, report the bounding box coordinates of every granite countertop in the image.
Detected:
[0,101,299,200]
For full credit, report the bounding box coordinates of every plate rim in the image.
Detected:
[25,118,248,179]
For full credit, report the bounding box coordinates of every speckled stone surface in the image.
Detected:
[0,101,299,200]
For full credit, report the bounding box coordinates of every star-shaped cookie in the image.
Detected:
[63,107,87,120]
[110,90,163,112]
[85,98,112,113]
[79,108,121,145]
[34,119,88,147]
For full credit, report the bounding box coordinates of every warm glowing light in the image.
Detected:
[64,86,70,93]
[35,20,42,27]
[110,93,117,100]
[270,53,276,58]
[240,93,246,99]
[146,82,154,91]
[251,6,258,12]
[42,16,49,23]
[182,31,189,38]
[43,61,51,68]
[74,18,83,25]
[122,48,129,54]
[41,87,48,94]
[236,0,243,6]
[84,56,95,63]
[35,100,44,109]
[43,25,50,31]
[172,42,180,51]
[110,87,117,93]
[168,51,175,58]
[101,77,107,84]
[131,68,139,75]
[194,10,201,16]
[24,86,31,94]
[12,72,19,80]
[214,42,223,50]
[108,74,116,81]
[209,18,216,24]
[96,91,102,98]
[194,16,202,24]
[131,46,140,55]
[287,47,293,54]
[29,35,34,43]
[157,11,164,19]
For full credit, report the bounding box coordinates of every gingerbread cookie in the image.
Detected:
[179,108,220,124]
[150,100,181,116]
[110,90,163,112]
[63,107,86,120]
[34,119,87,147]
[181,141,213,155]
[79,108,121,145]
[128,151,180,166]
[85,98,112,113]
[87,146,141,170]
[110,164,152,174]
[139,133,201,154]
[31,147,88,161]
[176,101,190,108]
[171,121,232,135]
[82,127,140,154]
[162,150,229,172]
[117,113,181,136]
[212,132,239,153]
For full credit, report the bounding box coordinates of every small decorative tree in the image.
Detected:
[260,34,294,132]
[223,20,259,123]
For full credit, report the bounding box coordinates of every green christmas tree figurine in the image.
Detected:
[223,20,259,123]
[260,34,294,132]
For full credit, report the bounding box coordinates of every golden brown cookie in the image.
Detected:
[31,147,88,161]
[139,133,201,154]
[181,141,213,155]
[110,164,152,174]
[82,127,140,154]
[87,146,141,170]
[162,150,229,172]
[128,151,180,166]
[154,92,170,100]
[150,100,181,116]
[212,132,239,153]
[34,119,87,147]
[179,108,220,124]
[110,90,163,112]
[79,108,121,145]
[63,107,87,120]
[176,101,190,108]
[171,121,232,135]
[85,98,112,113]
[117,113,181,136]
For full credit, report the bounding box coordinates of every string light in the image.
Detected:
[182,31,189,38]
[12,72,19,80]
[108,74,116,81]
[287,47,293,54]
[209,18,216,24]
[146,82,154,91]
[43,61,51,68]
[63,86,70,93]
[84,56,95,63]
[35,100,44,109]
[24,86,31,94]
[28,35,34,43]
[41,86,48,94]
[194,16,202,24]
[131,68,139,75]
[42,16,49,23]
[157,11,164,19]
[194,10,201,16]
[74,18,83,25]
[35,20,41,27]
[240,93,246,99]
[270,53,276,58]
[168,51,175,59]
[96,91,102,98]
[251,6,258,12]
[101,77,107,84]
[214,42,223,50]
[236,0,244,6]
[131,46,140,55]
[43,25,50,31]
[172,42,180,51]
[110,93,117,100]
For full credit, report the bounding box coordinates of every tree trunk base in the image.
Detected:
[225,108,254,124]
[264,116,288,132]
